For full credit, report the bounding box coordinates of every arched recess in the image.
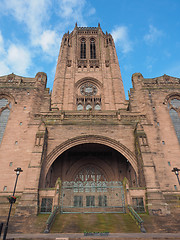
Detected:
[0,92,16,105]
[0,92,16,144]
[66,156,114,181]
[41,135,138,186]
[163,92,180,105]
[164,93,180,143]
[75,77,103,90]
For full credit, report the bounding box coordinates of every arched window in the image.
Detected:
[90,38,96,59]
[86,104,92,110]
[73,166,107,194]
[80,38,86,59]
[76,81,101,110]
[167,97,180,143]
[95,104,101,110]
[75,166,106,182]
[77,104,83,111]
[0,97,12,144]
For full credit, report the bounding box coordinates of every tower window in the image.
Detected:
[90,38,96,59]
[95,104,101,110]
[77,104,83,111]
[86,104,92,110]
[80,38,86,59]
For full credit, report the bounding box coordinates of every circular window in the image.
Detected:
[80,83,97,96]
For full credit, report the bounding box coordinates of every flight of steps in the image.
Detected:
[50,213,140,233]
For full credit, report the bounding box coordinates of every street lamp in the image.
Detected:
[3,167,23,240]
[172,167,180,186]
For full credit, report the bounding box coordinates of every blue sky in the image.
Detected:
[0,0,180,99]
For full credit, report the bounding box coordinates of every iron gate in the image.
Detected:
[60,181,125,213]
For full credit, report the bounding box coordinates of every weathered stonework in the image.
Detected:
[0,24,179,218]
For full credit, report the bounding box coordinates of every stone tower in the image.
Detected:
[51,23,126,111]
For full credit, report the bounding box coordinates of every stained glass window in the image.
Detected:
[74,166,107,193]
[167,97,180,143]
[0,98,11,144]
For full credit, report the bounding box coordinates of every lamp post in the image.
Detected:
[172,167,180,186]
[3,167,23,240]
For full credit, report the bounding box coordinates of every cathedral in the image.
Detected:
[0,24,180,217]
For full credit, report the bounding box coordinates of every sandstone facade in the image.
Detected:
[0,24,179,217]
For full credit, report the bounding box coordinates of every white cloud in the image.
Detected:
[6,44,31,75]
[111,26,132,54]
[0,61,10,76]
[57,0,95,26]
[0,43,32,76]
[144,25,163,44]
[35,30,60,57]
[87,7,96,16]
[0,0,96,56]
[1,0,51,37]
[0,0,54,54]
[0,31,5,55]
[59,0,85,19]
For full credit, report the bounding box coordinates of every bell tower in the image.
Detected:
[51,23,126,110]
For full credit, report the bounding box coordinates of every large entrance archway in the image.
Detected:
[40,138,138,213]
[45,143,137,187]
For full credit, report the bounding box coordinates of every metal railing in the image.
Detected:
[44,206,59,233]
[128,205,146,233]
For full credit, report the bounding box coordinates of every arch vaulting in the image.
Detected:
[41,135,138,187]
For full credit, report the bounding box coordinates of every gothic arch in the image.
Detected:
[164,93,180,143]
[66,156,115,181]
[163,92,180,105]
[0,92,16,104]
[75,77,103,90]
[43,135,138,183]
[0,92,15,144]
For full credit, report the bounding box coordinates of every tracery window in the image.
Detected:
[76,82,101,110]
[90,38,96,59]
[74,166,107,193]
[75,166,106,182]
[0,97,12,144]
[80,38,86,59]
[167,97,180,143]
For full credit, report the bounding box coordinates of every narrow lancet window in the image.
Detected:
[0,98,11,144]
[90,38,96,59]
[167,97,180,143]
[80,38,86,59]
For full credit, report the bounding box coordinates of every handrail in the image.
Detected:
[128,205,146,233]
[44,206,59,233]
